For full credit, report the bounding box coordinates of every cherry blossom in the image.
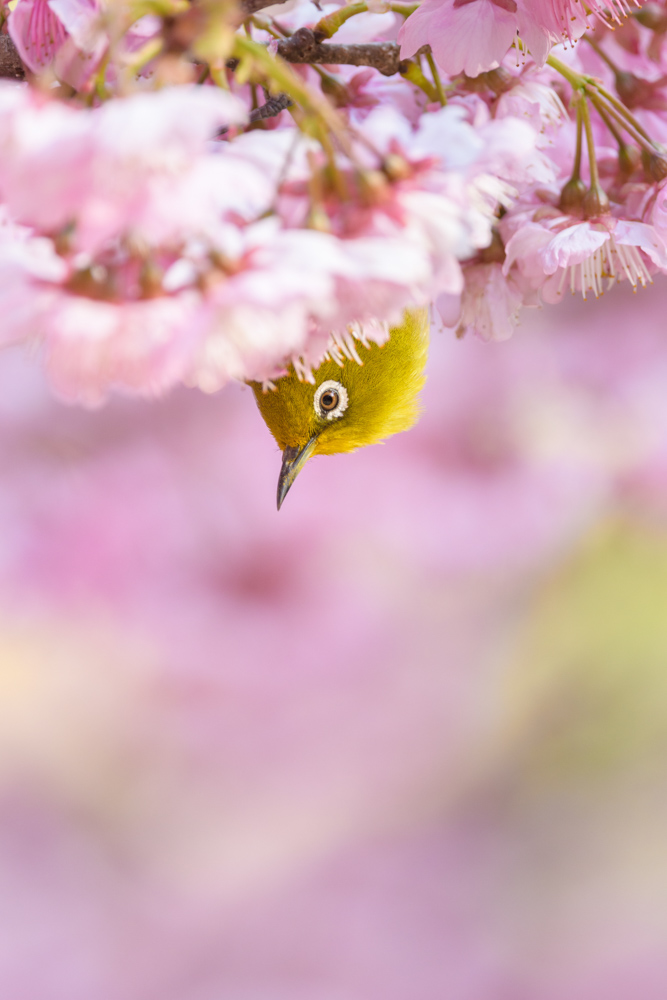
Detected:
[503,213,667,303]
[0,79,546,400]
[8,0,104,82]
[0,0,662,392]
[398,0,638,78]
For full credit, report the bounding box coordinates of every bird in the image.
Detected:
[250,308,429,509]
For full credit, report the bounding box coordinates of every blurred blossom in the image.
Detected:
[0,85,542,400]
[1,283,667,997]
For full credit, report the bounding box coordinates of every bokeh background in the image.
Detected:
[1,279,667,1000]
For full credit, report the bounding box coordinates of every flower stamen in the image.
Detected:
[567,236,652,300]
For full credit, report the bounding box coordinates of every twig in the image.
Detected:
[0,35,25,80]
[218,91,293,134]
[241,0,291,14]
[249,90,293,121]
[277,27,402,77]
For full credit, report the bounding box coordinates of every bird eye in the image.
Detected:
[314,380,348,421]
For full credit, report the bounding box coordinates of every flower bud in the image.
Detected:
[559,177,587,214]
[208,250,238,276]
[383,154,412,181]
[618,144,641,179]
[358,169,389,206]
[484,68,513,96]
[477,230,505,264]
[461,68,512,95]
[642,147,667,182]
[139,259,163,299]
[581,183,610,219]
[66,266,114,301]
[306,205,331,232]
[52,222,75,257]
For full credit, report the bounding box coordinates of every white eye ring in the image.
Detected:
[314,380,348,421]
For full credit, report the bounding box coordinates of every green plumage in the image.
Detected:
[251,308,429,457]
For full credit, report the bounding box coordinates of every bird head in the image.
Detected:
[250,308,429,508]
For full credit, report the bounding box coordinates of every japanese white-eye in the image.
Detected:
[250,308,429,509]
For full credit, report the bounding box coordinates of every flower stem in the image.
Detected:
[559,98,587,213]
[314,3,368,39]
[591,93,629,149]
[425,49,446,106]
[546,53,582,90]
[572,97,583,180]
[579,95,610,216]
[593,84,653,143]
[548,52,658,154]
[580,94,600,188]
[589,92,654,152]
[313,0,418,37]
[399,59,437,102]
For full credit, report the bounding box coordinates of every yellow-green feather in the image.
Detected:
[250,308,429,456]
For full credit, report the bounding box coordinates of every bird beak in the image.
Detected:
[277,436,318,510]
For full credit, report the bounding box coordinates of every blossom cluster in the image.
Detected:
[1,0,667,399]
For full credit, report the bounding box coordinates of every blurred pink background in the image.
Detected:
[1,280,667,1000]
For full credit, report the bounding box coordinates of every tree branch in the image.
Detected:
[0,23,407,86]
[249,90,293,121]
[218,90,292,134]
[240,0,291,15]
[0,35,25,80]
[277,28,403,77]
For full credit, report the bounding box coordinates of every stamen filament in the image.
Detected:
[566,236,652,300]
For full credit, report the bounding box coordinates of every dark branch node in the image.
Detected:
[218,91,292,134]
[249,91,293,121]
[240,0,291,15]
[277,28,401,77]
[0,36,25,80]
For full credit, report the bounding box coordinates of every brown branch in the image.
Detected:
[0,20,406,88]
[249,90,292,120]
[0,35,25,80]
[218,91,292,134]
[277,27,402,77]
[240,0,291,15]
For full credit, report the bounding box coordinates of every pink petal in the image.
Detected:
[541,223,609,274]
[614,220,667,269]
[399,0,519,78]
[48,0,102,53]
[8,0,67,72]
[503,222,553,280]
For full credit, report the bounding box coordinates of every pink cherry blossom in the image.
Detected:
[504,214,667,302]
[437,261,527,340]
[7,0,68,72]
[0,84,250,252]
[8,0,102,79]
[399,0,523,78]
[398,0,637,78]
[0,0,661,398]
[0,81,550,398]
